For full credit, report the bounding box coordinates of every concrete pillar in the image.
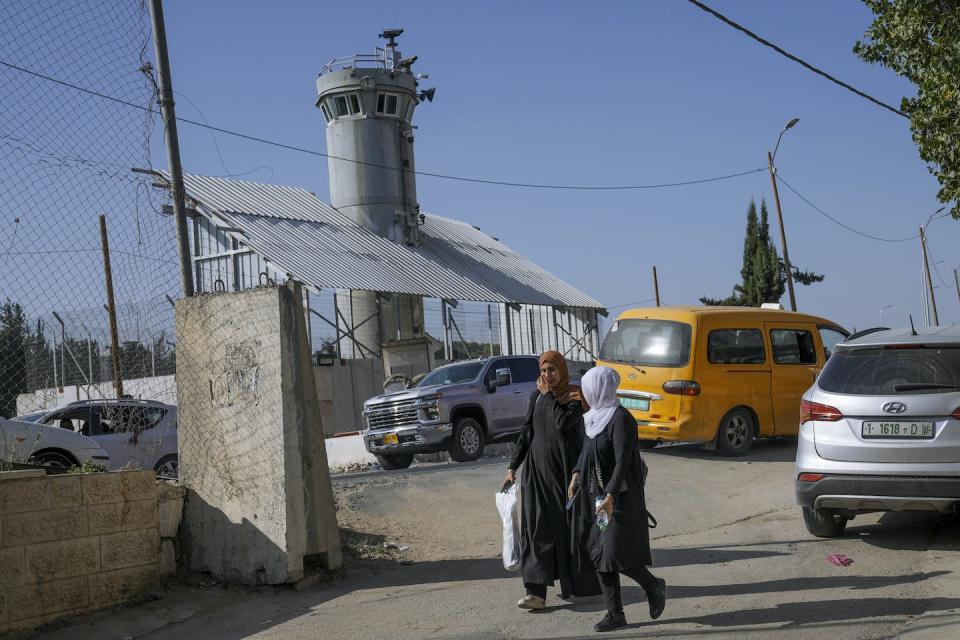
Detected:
[175,284,341,585]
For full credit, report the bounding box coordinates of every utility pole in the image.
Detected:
[652,266,661,307]
[100,215,125,398]
[768,152,797,312]
[148,0,194,297]
[919,225,939,326]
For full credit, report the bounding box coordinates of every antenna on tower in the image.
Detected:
[378,28,403,46]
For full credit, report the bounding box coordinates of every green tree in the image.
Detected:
[702,200,824,306]
[0,301,29,418]
[855,1,960,216]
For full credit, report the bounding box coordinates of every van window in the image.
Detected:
[819,327,847,360]
[600,320,692,367]
[818,346,960,395]
[770,329,817,364]
[708,329,766,364]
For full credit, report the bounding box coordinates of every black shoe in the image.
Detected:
[648,578,667,620]
[594,611,627,632]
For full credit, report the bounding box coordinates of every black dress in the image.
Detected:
[574,406,653,573]
[510,391,600,596]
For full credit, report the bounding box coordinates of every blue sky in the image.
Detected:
[157,0,959,332]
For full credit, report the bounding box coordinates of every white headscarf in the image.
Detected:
[581,366,621,439]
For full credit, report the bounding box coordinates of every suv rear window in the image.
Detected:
[818,346,960,395]
[600,319,692,367]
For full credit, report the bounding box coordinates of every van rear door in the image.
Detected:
[765,322,820,435]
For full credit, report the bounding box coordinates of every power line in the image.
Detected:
[607,298,657,310]
[0,57,766,191]
[775,173,919,243]
[683,0,907,118]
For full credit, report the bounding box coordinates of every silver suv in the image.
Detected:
[796,326,960,537]
[362,356,543,470]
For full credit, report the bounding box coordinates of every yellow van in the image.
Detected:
[596,306,848,455]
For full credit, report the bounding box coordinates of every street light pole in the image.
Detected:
[919,225,939,326]
[880,305,893,326]
[768,119,799,312]
[954,268,960,306]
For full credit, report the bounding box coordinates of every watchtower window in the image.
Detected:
[377,92,400,116]
[334,95,349,117]
[349,94,361,114]
[320,102,332,123]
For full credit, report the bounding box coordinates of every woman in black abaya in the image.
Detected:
[504,351,599,609]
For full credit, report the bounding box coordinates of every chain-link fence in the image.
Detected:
[0,0,178,469]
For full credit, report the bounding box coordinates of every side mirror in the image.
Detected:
[495,368,512,387]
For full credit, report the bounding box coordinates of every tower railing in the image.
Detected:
[320,53,389,75]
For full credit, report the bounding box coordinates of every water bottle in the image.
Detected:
[595,496,609,531]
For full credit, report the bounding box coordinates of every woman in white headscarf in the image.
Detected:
[567,366,666,633]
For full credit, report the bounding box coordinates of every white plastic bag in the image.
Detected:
[495,484,520,571]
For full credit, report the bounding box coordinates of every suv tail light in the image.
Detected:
[800,399,843,424]
[952,407,960,420]
[662,380,701,396]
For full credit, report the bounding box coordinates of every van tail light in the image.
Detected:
[800,399,843,424]
[662,380,701,396]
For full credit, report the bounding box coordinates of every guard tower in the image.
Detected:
[316,29,436,359]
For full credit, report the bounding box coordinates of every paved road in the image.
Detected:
[31,439,960,639]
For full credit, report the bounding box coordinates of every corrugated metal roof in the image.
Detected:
[173,173,604,310]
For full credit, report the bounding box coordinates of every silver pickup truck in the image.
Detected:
[362,356,543,470]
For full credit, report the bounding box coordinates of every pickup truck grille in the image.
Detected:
[366,399,419,431]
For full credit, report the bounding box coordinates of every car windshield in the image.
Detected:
[600,319,692,367]
[16,412,45,423]
[417,362,484,387]
[818,345,960,395]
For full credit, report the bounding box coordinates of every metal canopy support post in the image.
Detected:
[332,291,342,360]
[448,312,473,360]
[504,304,515,356]
[148,0,194,298]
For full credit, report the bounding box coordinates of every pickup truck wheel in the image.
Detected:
[715,408,755,456]
[802,506,848,538]
[450,417,485,462]
[376,454,414,470]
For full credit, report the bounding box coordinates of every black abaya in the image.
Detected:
[509,391,600,597]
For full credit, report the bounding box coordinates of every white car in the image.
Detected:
[0,417,110,468]
[29,399,178,478]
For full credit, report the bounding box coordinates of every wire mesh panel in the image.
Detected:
[0,1,179,470]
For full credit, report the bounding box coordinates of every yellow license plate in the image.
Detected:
[383,433,399,445]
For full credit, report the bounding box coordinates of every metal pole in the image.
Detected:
[487,304,494,357]
[52,312,65,388]
[954,268,960,306]
[148,0,194,297]
[100,215,125,398]
[768,152,797,311]
[920,226,939,326]
[652,266,661,307]
[504,305,514,356]
[87,337,94,385]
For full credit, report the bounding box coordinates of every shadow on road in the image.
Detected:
[848,510,960,552]
[647,438,797,463]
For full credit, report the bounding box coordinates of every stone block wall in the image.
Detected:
[0,469,164,634]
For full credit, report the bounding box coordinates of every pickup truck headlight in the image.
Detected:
[416,395,442,422]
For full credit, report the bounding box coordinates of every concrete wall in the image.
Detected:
[16,375,177,416]
[0,469,162,634]
[175,284,340,585]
